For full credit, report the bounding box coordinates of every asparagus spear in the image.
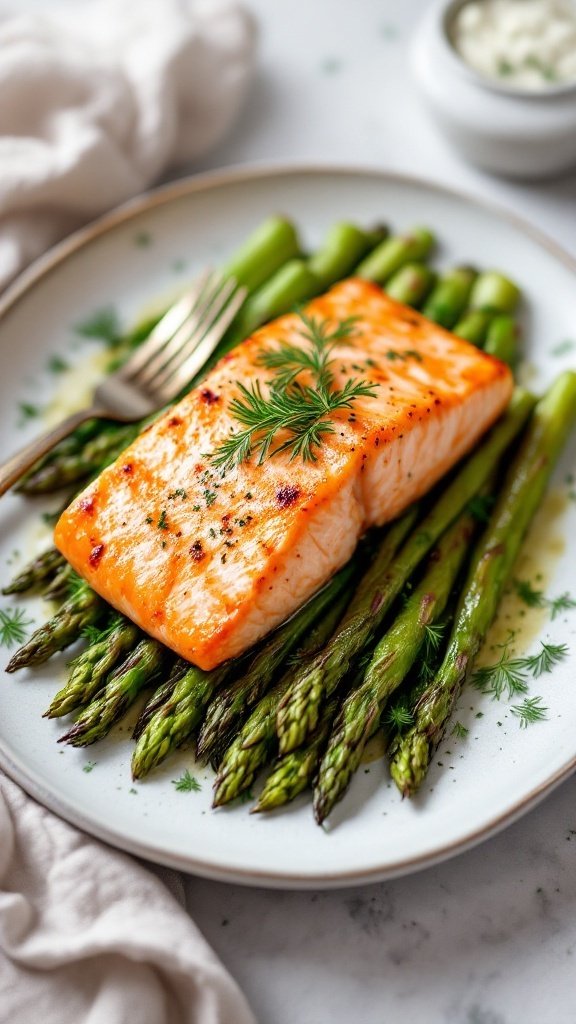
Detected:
[389,371,576,797]
[196,562,356,763]
[385,263,436,307]
[42,562,75,602]
[132,659,190,741]
[2,548,66,595]
[276,389,535,754]
[356,228,435,283]
[421,266,477,328]
[221,215,301,294]
[484,315,519,368]
[308,223,376,288]
[45,617,141,718]
[253,694,340,813]
[131,661,231,779]
[59,638,166,747]
[453,309,492,346]
[313,509,477,823]
[5,580,106,672]
[212,593,351,807]
[469,271,520,314]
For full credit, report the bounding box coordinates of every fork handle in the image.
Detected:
[0,406,106,498]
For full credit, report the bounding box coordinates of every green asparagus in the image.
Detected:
[469,270,520,314]
[45,617,141,718]
[196,562,356,764]
[389,371,576,797]
[453,309,492,346]
[2,548,65,595]
[313,509,477,823]
[212,593,350,807]
[356,228,435,283]
[422,266,477,328]
[5,581,105,672]
[276,389,535,754]
[385,263,436,307]
[59,638,166,746]
[484,315,519,368]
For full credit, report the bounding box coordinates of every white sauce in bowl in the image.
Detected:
[452,0,576,91]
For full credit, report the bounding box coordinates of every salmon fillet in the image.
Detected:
[54,278,513,670]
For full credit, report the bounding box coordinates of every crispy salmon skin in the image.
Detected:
[54,278,513,670]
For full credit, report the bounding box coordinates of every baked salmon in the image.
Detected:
[54,278,513,670]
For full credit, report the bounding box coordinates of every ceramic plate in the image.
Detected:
[1,166,575,889]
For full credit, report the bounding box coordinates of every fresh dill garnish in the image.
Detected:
[157,509,169,530]
[452,721,468,740]
[81,614,123,646]
[203,489,217,507]
[168,488,187,501]
[74,306,121,348]
[423,621,445,659]
[18,401,42,424]
[549,593,576,620]
[82,761,97,773]
[384,349,423,363]
[511,696,548,729]
[513,578,547,608]
[385,704,414,731]
[172,769,201,793]
[472,640,569,699]
[468,494,495,524]
[209,313,378,472]
[471,650,529,700]
[524,642,568,678]
[0,608,33,648]
[47,354,70,374]
[67,572,89,598]
[514,579,576,620]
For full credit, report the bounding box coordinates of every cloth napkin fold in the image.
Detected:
[0,0,258,1020]
[0,0,257,290]
[0,773,256,1024]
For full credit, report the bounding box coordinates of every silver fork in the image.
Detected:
[0,270,247,497]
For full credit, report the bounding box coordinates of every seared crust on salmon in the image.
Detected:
[54,279,513,669]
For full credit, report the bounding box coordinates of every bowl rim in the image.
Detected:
[436,0,576,101]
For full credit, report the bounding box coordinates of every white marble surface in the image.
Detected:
[12,0,576,1020]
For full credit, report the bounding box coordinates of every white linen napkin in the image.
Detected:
[0,1,258,1019]
[0,773,256,1023]
[0,0,257,290]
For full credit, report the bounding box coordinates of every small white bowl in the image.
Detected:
[411,0,576,179]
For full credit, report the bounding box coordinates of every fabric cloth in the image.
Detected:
[0,1,258,1019]
[0,0,257,290]
[0,773,256,1023]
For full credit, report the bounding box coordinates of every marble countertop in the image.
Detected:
[183,2,576,1022]
[16,1,576,1020]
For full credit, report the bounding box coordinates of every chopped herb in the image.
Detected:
[209,527,217,539]
[245,492,253,500]
[452,721,469,740]
[82,761,97,773]
[134,230,152,248]
[18,401,41,424]
[385,704,413,731]
[172,769,201,792]
[471,650,529,700]
[514,579,576,620]
[0,607,33,648]
[384,349,423,363]
[47,354,70,374]
[74,306,121,347]
[203,490,217,507]
[157,510,169,530]
[209,313,377,472]
[511,696,548,729]
[423,621,445,660]
[168,488,187,501]
[81,614,123,646]
[192,504,201,512]
[524,642,568,678]
[145,515,153,525]
[551,339,576,357]
[468,494,495,524]
[497,58,514,77]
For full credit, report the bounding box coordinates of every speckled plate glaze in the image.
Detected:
[1,166,576,889]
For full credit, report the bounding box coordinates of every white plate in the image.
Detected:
[1,166,575,889]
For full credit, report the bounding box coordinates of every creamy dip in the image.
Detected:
[452,0,576,90]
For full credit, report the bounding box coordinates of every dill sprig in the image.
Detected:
[511,696,548,729]
[422,621,445,660]
[81,614,124,647]
[385,703,414,732]
[472,640,568,700]
[524,641,568,678]
[172,769,201,793]
[0,607,33,648]
[514,579,576,621]
[209,313,377,472]
[471,650,529,701]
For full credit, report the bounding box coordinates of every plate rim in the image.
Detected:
[2,160,576,889]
